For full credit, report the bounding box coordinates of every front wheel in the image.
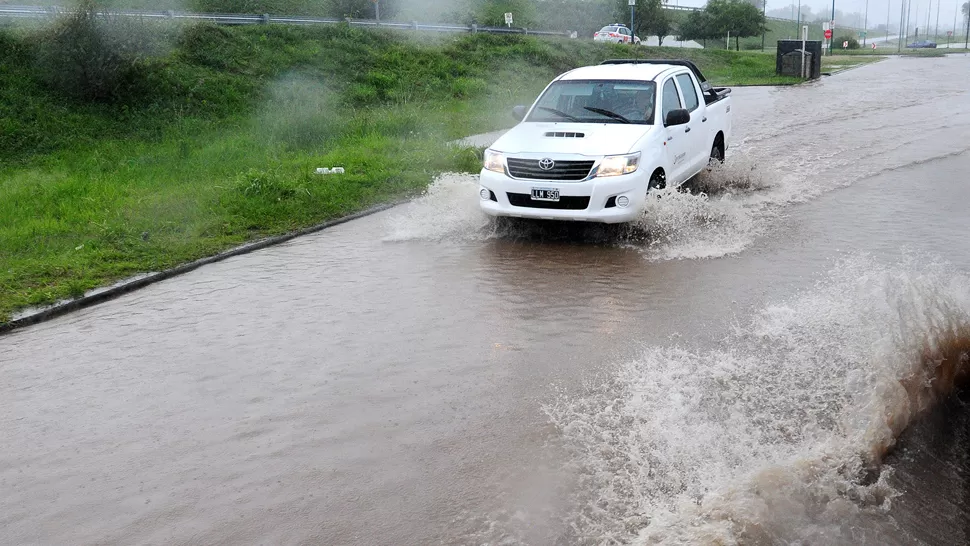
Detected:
[648,170,666,193]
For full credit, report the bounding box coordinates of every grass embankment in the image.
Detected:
[0,21,800,322]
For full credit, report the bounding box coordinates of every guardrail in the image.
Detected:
[0,5,573,36]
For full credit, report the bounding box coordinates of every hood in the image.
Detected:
[488,122,654,157]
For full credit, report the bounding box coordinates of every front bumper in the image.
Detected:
[478,168,648,224]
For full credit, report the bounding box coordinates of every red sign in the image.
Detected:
[824,29,833,39]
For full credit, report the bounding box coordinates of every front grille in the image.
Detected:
[506,158,594,181]
[507,193,590,210]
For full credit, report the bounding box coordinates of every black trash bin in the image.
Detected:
[776,40,822,79]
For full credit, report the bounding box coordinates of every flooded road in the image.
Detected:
[3,55,970,545]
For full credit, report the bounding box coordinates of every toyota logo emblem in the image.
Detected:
[538,158,555,170]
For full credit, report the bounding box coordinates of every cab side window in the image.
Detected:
[661,79,681,123]
[675,74,699,112]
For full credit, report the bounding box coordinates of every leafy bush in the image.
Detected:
[34,0,159,101]
[834,35,860,49]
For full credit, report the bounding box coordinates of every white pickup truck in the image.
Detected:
[478,59,732,223]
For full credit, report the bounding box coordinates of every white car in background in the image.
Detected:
[593,24,640,44]
[478,59,733,224]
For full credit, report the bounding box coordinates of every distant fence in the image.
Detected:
[0,5,573,36]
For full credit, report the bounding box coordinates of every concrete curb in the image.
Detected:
[0,201,404,336]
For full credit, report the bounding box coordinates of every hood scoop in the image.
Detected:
[544,131,585,138]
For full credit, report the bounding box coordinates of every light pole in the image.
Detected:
[952,1,958,44]
[830,0,836,55]
[898,0,906,51]
[630,0,636,40]
[886,0,891,44]
[914,2,919,38]
[863,0,868,46]
[903,0,913,41]
[761,0,767,50]
[965,0,969,49]
[934,0,940,39]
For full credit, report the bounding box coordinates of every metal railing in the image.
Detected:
[0,5,573,36]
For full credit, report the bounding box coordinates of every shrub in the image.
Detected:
[834,35,860,50]
[34,0,157,101]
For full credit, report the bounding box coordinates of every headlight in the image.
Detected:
[483,149,506,173]
[596,153,640,177]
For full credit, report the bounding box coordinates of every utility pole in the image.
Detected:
[830,0,836,55]
[934,0,940,39]
[630,0,635,39]
[915,2,919,39]
[905,0,912,45]
[953,1,958,43]
[374,0,380,22]
[966,0,969,49]
[796,0,802,40]
[761,0,767,50]
[863,0,868,46]
[898,0,906,51]
[926,1,931,35]
[886,0,891,44]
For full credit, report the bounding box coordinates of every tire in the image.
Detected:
[709,141,724,166]
[648,170,666,192]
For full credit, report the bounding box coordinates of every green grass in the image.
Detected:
[821,55,885,72]
[0,21,808,322]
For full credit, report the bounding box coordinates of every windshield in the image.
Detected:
[525,80,656,125]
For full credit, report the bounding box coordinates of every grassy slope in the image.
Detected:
[0,22,800,322]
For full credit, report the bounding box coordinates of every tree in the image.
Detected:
[614,0,666,42]
[706,0,767,50]
[677,9,716,42]
[649,7,673,45]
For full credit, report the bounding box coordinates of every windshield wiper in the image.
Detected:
[583,106,631,124]
[535,106,580,122]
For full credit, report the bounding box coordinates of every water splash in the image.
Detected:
[545,253,970,545]
[382,173,493,242]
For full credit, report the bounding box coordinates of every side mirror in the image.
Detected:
[664,108,690,127]
[512,105,527,121]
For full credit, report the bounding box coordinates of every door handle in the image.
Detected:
[685,127,691,133]
[702,117,708,122]
[667,136,674,141]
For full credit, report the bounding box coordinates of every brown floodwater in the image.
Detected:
[3,55,970,545]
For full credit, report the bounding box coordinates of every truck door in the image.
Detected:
[660,77,691,185]
[674,72,707,174]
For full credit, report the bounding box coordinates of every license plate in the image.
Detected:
[531,188,560,202]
